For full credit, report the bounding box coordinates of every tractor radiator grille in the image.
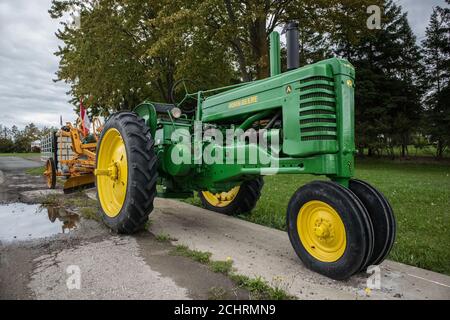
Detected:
[298,76,337,142]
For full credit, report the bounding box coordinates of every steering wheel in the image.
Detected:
[170,79,198,114]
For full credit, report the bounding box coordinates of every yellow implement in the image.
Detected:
[43,117,103,194]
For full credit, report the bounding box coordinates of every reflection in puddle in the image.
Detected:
[0,203,79,242]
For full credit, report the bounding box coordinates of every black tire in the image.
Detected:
[45,158,56,189]
[334,181,375,273]
[96,112,157,234]
[286,180,374,280]
[349,179,396,267]
[198,178,264,215]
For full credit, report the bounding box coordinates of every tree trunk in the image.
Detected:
[436,139,444,158]
[250,17,269,79]
[224,0,252,82]
[230,40,252,82]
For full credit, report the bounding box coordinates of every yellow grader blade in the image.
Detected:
[63,174,95,194]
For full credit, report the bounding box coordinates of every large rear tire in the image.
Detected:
[198,178,264,215]
[287,180,374,280]
[95,112,157,233]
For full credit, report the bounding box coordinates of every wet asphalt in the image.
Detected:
[0,156,250,300]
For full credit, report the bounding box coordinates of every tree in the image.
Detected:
[49,0,238,114]
[49,0,439,160]
[335,0,423,157]
[50,0,380,114]
[0,123,47,153]
[13,123,41,152]
[0,124,14,153]
[421,1,450,158]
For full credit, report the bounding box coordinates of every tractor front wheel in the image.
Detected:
[95,112,157,233]
[198,178,264,215]
[287,180,374,280]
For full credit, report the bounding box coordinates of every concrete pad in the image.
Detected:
[151,198,450,300]
[28,236,189,300]
[20,189,63,203]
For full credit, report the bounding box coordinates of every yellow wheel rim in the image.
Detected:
[44,160,53,188]
[202,186,240,207]
[95,128,128,217]
[297,200,346,262]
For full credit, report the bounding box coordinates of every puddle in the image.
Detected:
[0,203,79,243]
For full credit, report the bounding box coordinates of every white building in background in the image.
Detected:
[31,140,41,151]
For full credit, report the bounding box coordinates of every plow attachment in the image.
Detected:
[63,174,95,194]
[41,117,102,194]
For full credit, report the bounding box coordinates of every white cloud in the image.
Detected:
[397,0,445,41]
[0,0,76,129]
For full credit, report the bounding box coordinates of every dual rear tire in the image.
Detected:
[287,180,395,280]
[200,177,395,280]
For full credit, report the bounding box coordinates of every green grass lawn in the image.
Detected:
[362,145,450,158]
[25,166,45,175]
[0,152,40,157]
[185,158,450,275]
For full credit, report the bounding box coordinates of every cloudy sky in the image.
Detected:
[0,0,445,129]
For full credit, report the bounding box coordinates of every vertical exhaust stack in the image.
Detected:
[269,31,281,77]
[286,21,299,71]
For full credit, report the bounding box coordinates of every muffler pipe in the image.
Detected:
[286,21,299,70]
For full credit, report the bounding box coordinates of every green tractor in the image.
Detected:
[94,22,395,280]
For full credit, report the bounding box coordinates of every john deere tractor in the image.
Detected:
[94,22,395,280]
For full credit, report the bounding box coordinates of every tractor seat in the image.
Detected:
[153,103,177,114]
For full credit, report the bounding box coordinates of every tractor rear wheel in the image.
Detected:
[198,178,264,215]
[349,179,396,267]
[95,112,157,234]
[44,158,56,189]
[287,180,374,280]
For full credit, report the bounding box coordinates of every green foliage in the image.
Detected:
[0,123,56,153]
[155,233,171,242]
[229,274,293,300]
[25,166,45,175]
[421,2,450,158]
[49,0,379,110]
[339,1,424,157]
[49,0,239,112]
[171,244,212,264]
[209,259,233,274]
[80,206,100,221]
